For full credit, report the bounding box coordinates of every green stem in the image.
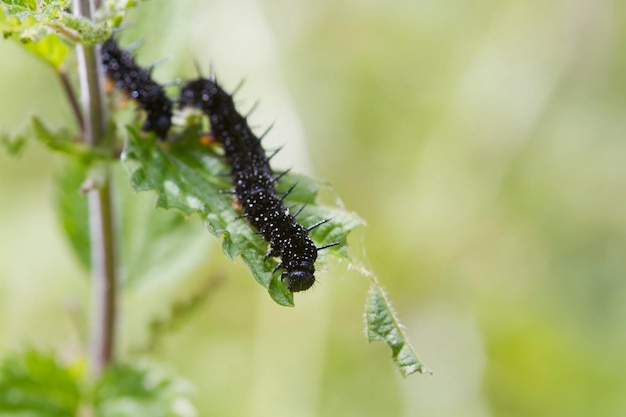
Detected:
[73,0,117,377]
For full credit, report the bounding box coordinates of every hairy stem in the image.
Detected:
[73,0,117,377]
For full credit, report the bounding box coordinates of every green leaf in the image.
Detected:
[98,0,144,30]
[365,284,431,377]
[55,159,91,270]
[0,350,82,417]
[0,130,28,156]
[32,116,82,153]
[54,156,211,289]
[31,116,110,163]
[95,362,196,417]
[54,13,109,45]
[0,352,197,417]
[0,0,145,45]
[3,116,89,160]
[0,0,37,12]
[123,128,364,306]
[117,168,211,290]
[3,116,88,159]
[0,1,113,45]
[23,32,69,68]
[0,1,70,42]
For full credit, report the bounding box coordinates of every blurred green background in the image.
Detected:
[2,0,626,416]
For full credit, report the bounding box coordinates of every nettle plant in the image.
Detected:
[0,1,428,414]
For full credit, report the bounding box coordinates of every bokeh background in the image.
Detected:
[2,0,626,416]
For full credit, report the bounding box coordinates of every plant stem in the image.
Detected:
[73,0,117,377]
[57,70,85,133]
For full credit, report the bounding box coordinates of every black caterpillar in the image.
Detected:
[101,37,173,139]
[180,77,337,292]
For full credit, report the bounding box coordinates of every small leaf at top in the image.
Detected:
[0,1,120,45]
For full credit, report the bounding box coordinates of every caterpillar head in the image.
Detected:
[143,112,172,139]
[283,264,316,293]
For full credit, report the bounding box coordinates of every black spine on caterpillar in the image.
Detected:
[101,37,173,139]
[179,78,322,292]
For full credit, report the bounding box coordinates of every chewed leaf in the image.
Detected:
[366,284,431,377]
[123,128,363,306]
